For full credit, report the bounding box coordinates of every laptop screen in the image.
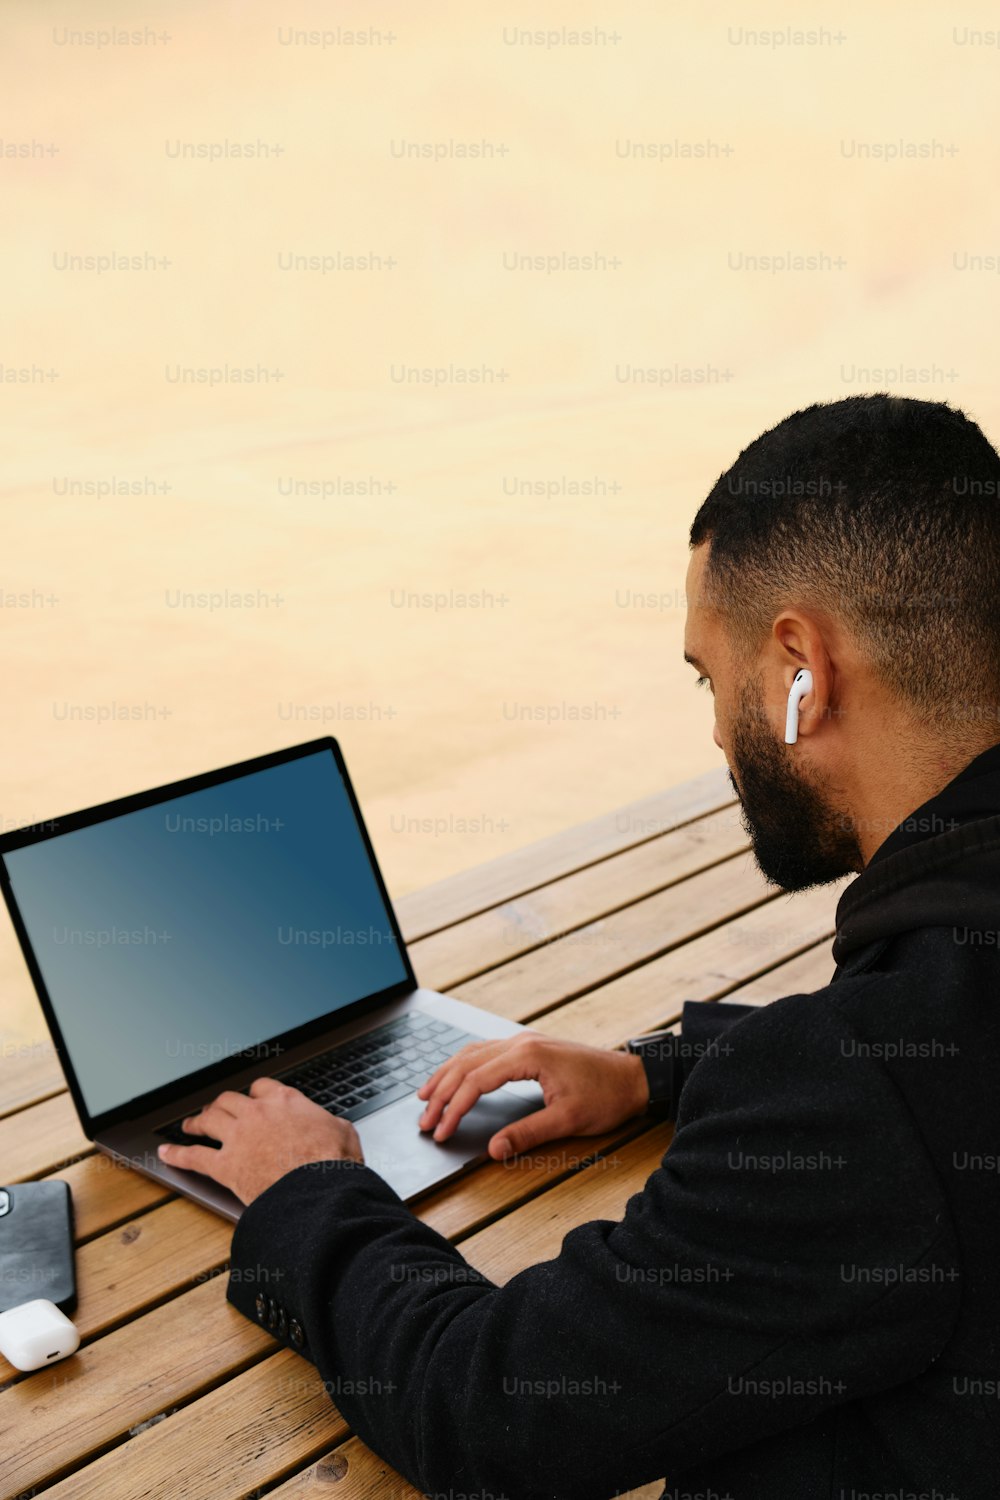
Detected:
[1,748,411,1120]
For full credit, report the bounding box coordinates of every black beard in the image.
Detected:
[727,675,862,891]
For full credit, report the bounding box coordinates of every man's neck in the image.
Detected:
[852,738,990,866]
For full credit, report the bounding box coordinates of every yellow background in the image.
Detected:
[4,0,1000,1044]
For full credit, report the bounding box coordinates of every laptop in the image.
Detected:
[0,738,544,1220]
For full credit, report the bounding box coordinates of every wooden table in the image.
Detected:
[0,768,846,1500]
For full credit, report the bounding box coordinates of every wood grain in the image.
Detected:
[533,881,846,1049]
[450,850,778,1021]
[0,1278,274,1499]
[0,1091,90,1182]
[44,1152,172,1244]
[396,769,733,939]
[411,801,748,990]
[0,1035,62,1119]
[37,1349,348,1500]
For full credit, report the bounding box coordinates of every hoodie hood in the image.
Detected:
[832,739,1000,965]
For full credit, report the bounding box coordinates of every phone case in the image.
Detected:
[0,1180,76,1314]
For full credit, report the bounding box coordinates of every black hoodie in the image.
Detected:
[228,742,1000,1499]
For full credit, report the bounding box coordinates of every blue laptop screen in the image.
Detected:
[2,750,410,1118]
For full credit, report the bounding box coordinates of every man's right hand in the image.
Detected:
[416,1031,651,1159]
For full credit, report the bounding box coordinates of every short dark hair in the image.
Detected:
[689,393,1000,733]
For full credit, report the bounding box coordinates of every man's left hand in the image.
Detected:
[157,1076,364,1205]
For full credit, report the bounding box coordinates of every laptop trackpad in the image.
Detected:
[355,1084,544,1201]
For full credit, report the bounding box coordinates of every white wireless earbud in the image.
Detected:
[784,669,813,745]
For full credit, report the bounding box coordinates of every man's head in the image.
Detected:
[685,394,1000,890]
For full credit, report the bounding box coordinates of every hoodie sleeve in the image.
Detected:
[226,982,960,1500]
[633,999,758,1119]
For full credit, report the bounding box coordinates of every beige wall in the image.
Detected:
[4,0,1000,1042]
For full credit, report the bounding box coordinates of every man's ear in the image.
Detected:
[783,669,813,744]
[774,616,835,740]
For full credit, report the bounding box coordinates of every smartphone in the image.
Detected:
[0,1181,76,1314]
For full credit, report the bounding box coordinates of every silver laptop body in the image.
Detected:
[0,738,543,1221]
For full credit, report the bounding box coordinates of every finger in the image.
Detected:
[416,1038,495,1097]
[180,1103,231,1140]
[157,1140,232,1182]
[417,1041,506,1127]
[248,1075,285,1097]
[487,1104,572,1161]
[211,1090,252,1116]
[431,1048,542,1142]
[185,1092,246,1129]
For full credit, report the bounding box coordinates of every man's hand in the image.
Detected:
[417,1032,650,1159]
[156,1076,364,1205]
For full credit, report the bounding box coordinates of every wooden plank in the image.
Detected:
[276,1435,665,1500]
[534,881,846,1049]
[44,1153,172,1244]
[29,1348,348,1500]
[0,1091,90,1182]
[729,939,836,1003]
[395,768,733,939]
[0,1279,274,1499]
[632,940,839,1038]
[0,1034,63,1119]
[618,940,841,1049]
[411,802,748,992]
[273,1438,420,1500]
[451,849,776,1021]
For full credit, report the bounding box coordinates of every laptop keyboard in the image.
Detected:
[155,1011,480,1149]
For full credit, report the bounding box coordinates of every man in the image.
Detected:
[159,393,1000,1498]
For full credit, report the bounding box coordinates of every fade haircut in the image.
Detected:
[689,394,1000,733]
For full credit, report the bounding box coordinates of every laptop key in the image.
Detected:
[336,1080,413,1122]
[157,1121,223,1150]
[435,1026,468,1045]
[272,1016,472,1115]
